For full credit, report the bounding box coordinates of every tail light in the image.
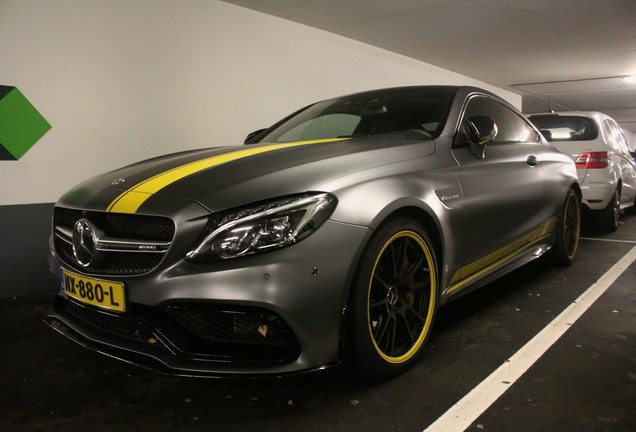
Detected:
[575,152,609,169]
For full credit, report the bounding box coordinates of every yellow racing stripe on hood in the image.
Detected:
[107,138,349,213]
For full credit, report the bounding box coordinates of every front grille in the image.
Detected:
[54,208,175,275]
[57,244,164,275]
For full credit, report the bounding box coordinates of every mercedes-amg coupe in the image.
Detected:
[46,86,581,378]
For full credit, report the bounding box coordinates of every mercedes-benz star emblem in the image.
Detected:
[72,219,98,267]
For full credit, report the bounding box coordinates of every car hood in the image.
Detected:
[58,136,436,215]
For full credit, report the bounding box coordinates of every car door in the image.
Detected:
[450,95,558,283]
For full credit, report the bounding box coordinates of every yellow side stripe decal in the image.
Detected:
[445,216,557,295]
[107,138,349,214]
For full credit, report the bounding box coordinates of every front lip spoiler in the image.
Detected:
[44,301,339,379]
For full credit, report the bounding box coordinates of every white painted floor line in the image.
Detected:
[581,237,636,244]
[423,245,636,432]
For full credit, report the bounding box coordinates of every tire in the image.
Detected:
[550,189,581,267]
[625,195,636,215]
[596,188,620,232]
[347,217,438,378]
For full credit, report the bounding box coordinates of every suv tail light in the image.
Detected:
[575,151,609,169]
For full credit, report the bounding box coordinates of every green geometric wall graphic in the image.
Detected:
[0,85,52,160]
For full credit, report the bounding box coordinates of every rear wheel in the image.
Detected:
[347,217,437,378]
[625,194,636,215]
[550,188,581,266]
[596,188,620,232]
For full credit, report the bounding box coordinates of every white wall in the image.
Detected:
[0,0,521,206]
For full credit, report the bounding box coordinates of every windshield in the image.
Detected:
[529,115,598,141]
[258,87,455,143]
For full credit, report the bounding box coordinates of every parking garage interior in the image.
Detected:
[1,1,635,431]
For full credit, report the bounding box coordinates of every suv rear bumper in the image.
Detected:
[581,182,615,210]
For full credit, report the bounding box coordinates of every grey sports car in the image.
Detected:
[46,86,581,378]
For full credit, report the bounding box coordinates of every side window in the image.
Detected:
[458,96,539,146]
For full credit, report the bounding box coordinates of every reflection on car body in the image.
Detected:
[46,86,581,378]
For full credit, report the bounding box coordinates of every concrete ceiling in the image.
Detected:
[222,0,636,134]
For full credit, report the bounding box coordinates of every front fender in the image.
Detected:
[319,155,465,298]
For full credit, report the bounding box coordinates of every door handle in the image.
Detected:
[526,155,539,166]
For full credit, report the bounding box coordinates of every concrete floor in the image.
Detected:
[1,214,635,432]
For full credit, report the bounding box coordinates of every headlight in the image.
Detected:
[186,193,337,262]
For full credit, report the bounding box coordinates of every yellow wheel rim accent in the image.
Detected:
[367,230,437,364]
[564,194,581,259]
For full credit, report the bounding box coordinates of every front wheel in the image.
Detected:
[347,217,438,378]
[550,188,581,266]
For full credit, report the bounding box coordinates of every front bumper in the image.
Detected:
[46,219,371,376]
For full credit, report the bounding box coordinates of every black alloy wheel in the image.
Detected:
[348,217,437,378]
[551,188,581,266]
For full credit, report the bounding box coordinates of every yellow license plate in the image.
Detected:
[61,269,126,313]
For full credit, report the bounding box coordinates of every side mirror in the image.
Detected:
[465,116,498,159]
[244,128,268,145]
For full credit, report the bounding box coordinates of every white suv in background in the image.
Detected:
[529,111,636,232]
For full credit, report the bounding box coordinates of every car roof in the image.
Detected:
[528,111,609,124]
